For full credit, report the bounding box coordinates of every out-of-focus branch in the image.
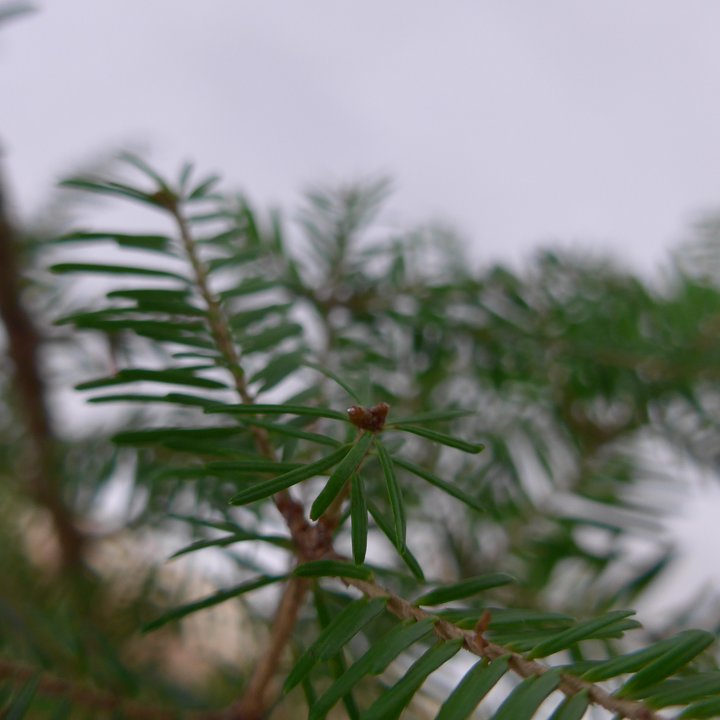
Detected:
[0,166,85,572]
[227,577,309,720]
[0,657,241,720]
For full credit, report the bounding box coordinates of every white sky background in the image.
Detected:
[3,1,720,619]
[3,1,720,269]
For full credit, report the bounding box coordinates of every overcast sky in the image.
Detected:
[3,1,720,270]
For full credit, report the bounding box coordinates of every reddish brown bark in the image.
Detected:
[0,169,85,572]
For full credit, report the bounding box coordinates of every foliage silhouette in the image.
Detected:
[1,154,720,719]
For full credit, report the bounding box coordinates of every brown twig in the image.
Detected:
[168,200,316,718]
[170,200,316,544]
[225,578,309,720]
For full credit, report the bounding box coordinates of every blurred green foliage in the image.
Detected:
[1,156,720,718]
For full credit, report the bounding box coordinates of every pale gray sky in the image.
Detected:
[3,1,720,268]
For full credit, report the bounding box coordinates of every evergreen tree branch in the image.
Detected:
[32,166,716,719]
[167,195,664,720]
[343,574,663,720]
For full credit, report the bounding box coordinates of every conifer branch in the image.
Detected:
[343,575,664,720]
[23,164,715,720]
[168,195,665,720]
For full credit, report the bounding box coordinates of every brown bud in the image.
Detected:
[347,402,390,432]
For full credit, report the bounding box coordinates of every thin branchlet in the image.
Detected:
[168,198,317,720]
[344,575,665,720]
[170,199,316,540]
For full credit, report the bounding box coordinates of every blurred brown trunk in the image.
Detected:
[0,165,85,573]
